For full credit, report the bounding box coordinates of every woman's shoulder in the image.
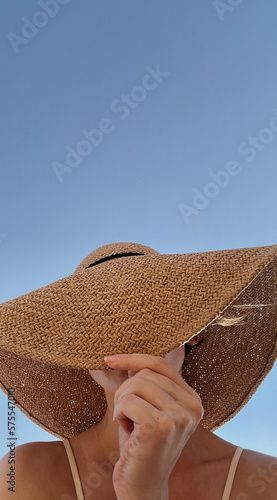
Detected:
[0,440,70,499]
[1,440,277,499]
[233,447,277,499]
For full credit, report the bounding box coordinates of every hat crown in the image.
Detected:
[74,241,159,273]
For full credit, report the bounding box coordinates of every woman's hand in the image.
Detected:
[104,353,204,499]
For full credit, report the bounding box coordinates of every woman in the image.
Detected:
[0,241,277,499]
[1,336,277,499]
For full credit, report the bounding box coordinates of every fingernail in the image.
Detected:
[104,355,120,362]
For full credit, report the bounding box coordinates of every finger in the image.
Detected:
[104,353,196,396]
[113,392,160,431]
[114,376,202,426]
[115,370,200,410]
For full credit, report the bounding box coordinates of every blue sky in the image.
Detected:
[1,0,277,459]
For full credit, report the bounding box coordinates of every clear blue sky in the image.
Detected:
[1,0,277,458]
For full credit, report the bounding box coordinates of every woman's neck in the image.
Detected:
[70,401,236,476]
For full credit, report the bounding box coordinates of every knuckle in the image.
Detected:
[156,414,174,436]
[175,399,204,431]
[139,367,152,377]
[175,409,190,430]
[140,417,156,435]
[191,398,204,420]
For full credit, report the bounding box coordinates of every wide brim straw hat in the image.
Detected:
[0,241,277,440]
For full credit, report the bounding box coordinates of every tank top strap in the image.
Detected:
[221,446,244,500]
[63,438,85,500]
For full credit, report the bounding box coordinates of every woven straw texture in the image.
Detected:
[0,241,276,439]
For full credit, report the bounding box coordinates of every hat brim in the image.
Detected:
[0,243,276,438]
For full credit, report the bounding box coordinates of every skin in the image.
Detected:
[1,332,277,499]
[87,334,202,489]
[90,340,204,498]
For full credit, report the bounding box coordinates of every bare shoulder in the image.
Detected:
[0,440,72,500]
[233,447,277,500]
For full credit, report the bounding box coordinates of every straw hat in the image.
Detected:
[0,241,277,440]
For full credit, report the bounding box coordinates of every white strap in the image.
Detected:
[63,438,85,500]
[222,446,243,500]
